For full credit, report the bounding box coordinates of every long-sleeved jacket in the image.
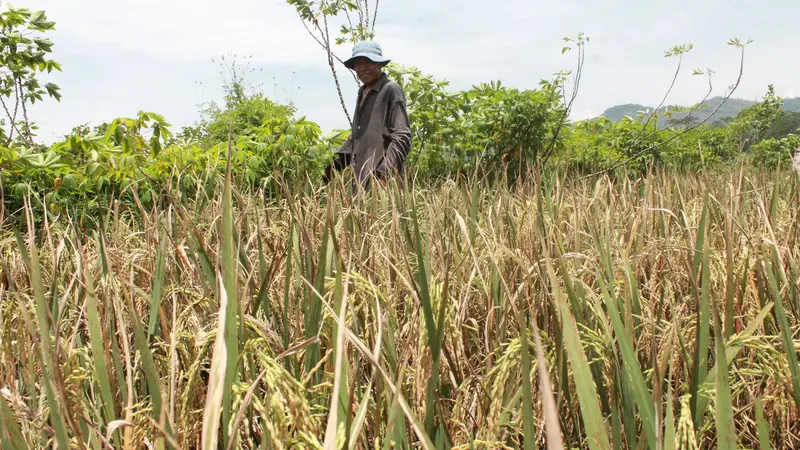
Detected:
[325,73,412,190]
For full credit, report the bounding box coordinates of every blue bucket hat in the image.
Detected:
[343,41,391,70]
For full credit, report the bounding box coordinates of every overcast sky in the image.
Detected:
[15,0,800,144]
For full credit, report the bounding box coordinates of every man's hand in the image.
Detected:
[323,152,351,184]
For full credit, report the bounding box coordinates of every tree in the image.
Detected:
[667,114,700,130]
[763,111,800,140]
[728,84,783,152]
[175,55,297,148]
[285,0,381,126]
[0,5,62,146]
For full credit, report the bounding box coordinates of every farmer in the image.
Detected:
[323,40,412,191]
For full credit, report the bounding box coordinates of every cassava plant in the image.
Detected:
[0,4,62,146]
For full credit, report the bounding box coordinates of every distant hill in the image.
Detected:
[784,98,800,112]
[600,96,800,127]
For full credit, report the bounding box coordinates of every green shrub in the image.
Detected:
[750,134,799,169]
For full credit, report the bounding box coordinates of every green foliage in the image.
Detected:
[749,134,799,169]
[559,114,739,174]
[181,91,296,149]
[763,111,800,140]
[386,64,561,179]
[729,84,783,152]
[287,0,375,44]
[1,91,346,222]
[0,6,62,146]
[0,7,794,226]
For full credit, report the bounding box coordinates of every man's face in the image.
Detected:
[353,58,382,86]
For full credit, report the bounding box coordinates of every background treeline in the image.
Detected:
[1,6,798,222]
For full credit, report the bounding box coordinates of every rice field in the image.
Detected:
[1,163,799,449]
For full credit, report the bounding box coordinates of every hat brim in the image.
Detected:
[343,54,391,70]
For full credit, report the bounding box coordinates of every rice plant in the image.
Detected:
[0,163,798,449]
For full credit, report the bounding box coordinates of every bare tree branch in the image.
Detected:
[19,84,31,146]
[344,8,354,30]
[372,0,380,32]
[287,0,383,126]
[301,18,359,86]
[1,88,24,146]
[580,44,748,180]
[606,66,716,168]
[634,50,686,136]
[660,69,715,130]
[541,36,586,165]
[355,0,365,32]
[323,13,352,126]
[363,0,370,31]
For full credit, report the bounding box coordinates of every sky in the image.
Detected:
[13,0,800,144]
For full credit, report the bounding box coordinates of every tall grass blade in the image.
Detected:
[323,269,348,450]
[763,260,800,411]
[533,322,564,450]
[12,226,70,450]
[597,273,657,449]
[406,192,443,437]
[755,398,770,450]
[0,394,25,450]
[221,133,240,445]
[519,315,537,450]
[712,306,736,450]
[543,250,611,450]
[282,219,297,373]
[147,228,168,339]
[304,219,333,385]
[664,361,676,450]
[690,198,711,428]
[202,271,229,450]
[83,270,117,426]
[127,272,170,441]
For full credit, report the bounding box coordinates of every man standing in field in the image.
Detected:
[323,41,412,191]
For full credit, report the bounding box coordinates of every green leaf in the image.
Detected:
[0,394,26,450]
[598,274,657,449]
[12,226,71,450]
[544,251,611,450]
[147,228,168,339]
[713,307,736,450]
[29,10,45,24]
[221,135,240,446]
[84,269,118,427]
[755,398,771,450]
[45,82,62,101]
[763,259,800,411]
[33,37,54,52]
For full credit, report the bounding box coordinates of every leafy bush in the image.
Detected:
[386,64,562,179]
[750,134,799,169]
[0,103,346,223]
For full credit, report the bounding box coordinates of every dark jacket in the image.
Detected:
[325,73,412,190]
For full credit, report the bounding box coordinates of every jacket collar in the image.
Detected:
[359,72,389,94]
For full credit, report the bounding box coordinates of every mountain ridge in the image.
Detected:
[600,96,800,127]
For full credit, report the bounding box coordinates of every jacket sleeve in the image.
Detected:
[382,87,412,173]
[339,131,354,156]
[323,133,353,183]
